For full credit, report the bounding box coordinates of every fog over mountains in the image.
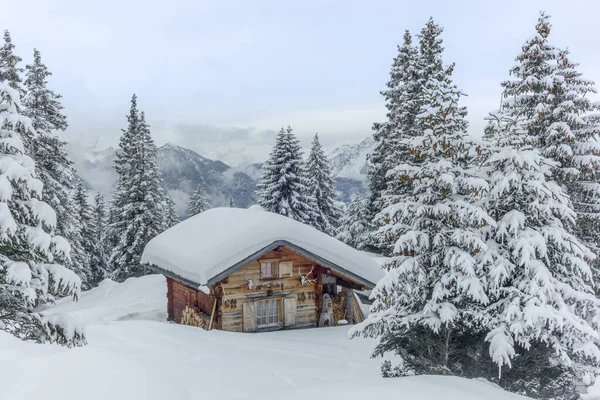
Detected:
[67,138,375,216]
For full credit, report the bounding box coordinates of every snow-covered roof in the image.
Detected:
[142,207,384,288]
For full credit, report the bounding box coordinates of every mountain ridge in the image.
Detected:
[69,138,373,215]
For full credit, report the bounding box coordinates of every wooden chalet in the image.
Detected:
[141,206,383,332]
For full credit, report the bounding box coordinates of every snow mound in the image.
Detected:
[142,207,384,287]
[0,331,187,400]
[42,275,166,325]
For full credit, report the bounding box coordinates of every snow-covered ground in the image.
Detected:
[1,275,538,399]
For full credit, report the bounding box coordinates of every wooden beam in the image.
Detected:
[208,298,217,330]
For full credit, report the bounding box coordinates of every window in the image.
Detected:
[260,261,275,278]
[278,261,293,277]
[256,299,279,328]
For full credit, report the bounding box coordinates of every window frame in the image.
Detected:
[255,299,281,328]
[278,260,293,278]
[259,259,278,279]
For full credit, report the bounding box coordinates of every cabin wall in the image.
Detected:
[217,246,320,332]
[166,277,214,324]
[165,245,367,332]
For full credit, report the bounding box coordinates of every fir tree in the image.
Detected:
[0,82,84,346]
[107,96,165,281]
[483,111,600,398]
[22,48,67,145]
[0,30,24,94]
[92,192,109,281]
[229,197,235,208]
[355,18,493,378]
[480,14,600,396]
[367,29,422,254]
[488,12,600,280]
[73,181,106,287]
[336,195,369,250]
[306,133,341,236]
[257,125,317,225]
[21,47,90,287]
[187,184,211,217]
[163,193,180,228]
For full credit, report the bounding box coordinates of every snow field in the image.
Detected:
[0,275,538,400]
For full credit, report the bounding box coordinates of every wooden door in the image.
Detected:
[243,302,256,332]
[284,297,297,327]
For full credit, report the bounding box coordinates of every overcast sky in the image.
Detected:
[2,0,599,165]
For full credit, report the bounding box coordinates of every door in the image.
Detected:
[243,302,256,332]
[284,297,297,327]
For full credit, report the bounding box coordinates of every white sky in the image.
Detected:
[2,0,599,165]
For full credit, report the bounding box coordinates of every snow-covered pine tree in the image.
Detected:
[108,97,165,281]
[480,14,600,398]
[0,82,84,346]
[163,193,180,228]
[0,30,24,94]
[306,133,341,236]
[354,18,494,377]
[367,29,422,254]
[73,181,106,287]
[490,12,600,280]
[92,192,109,281]
[336,195,370,250]
[22,48,67,145]
[555,49,600,266]
[229,197,235,208]
[106,96,138,274]
[187,184,211,217]
[21,48,91,287]
[257,125,317,225]
[483,110,600,399]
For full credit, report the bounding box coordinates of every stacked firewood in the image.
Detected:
[180,305,210,329]
[331,294,346,325]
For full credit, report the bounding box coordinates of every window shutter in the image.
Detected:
[278,261,293,278]
[243,302,256,332]
[284,297,297,327]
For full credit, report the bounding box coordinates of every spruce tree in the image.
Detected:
[107,96,165,281]
[480,13,600,397]
[336,195,369,250]
[489,12,600,278]
[187,184,211,217]
[256,125,317,225]
[92,192,109,281]
[22,49,67,143]
[21,47,90,287]
[483,111,600,399]
[555,49,600,263]
[0,82,84,346]
[367,29,422,254]
[355,18,493,378]
[73,181,106,287]
[0,30,24,94]
[163,193,180,228]
[306,133,341,236]
[229,197,235,208]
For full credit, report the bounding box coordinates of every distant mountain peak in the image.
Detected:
[327,136,374,180]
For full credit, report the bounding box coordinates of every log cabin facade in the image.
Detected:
[142,207,383,332]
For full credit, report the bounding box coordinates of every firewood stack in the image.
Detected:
[331,294,346,325]
[180,305,210,329]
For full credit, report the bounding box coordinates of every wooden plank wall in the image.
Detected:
[217,246,320,332]
[167,277,215,324]
[165,245,366,332]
